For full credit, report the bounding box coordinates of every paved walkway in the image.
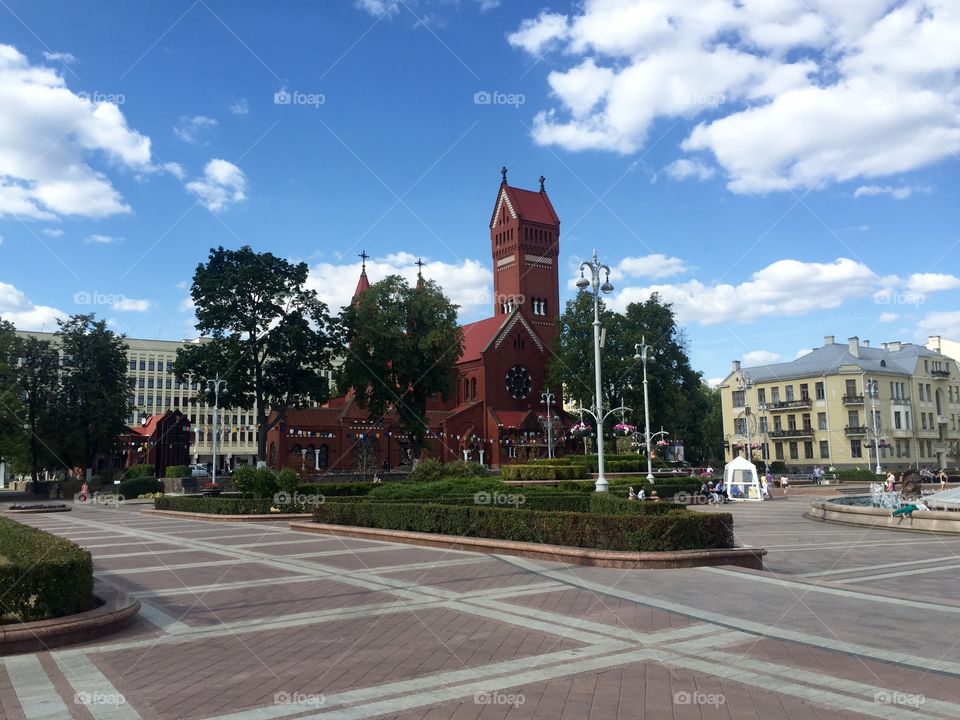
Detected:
[1,496,959,719]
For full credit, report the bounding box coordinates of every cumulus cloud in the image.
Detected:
[307,252,492,320]
[111,297,152,312]
[0,281,67,330]
[84,233,120,244]
[42,51,76,64]
[879,312,899,323]
[174,114,218,144]
[854,184,931,200]
[355,0,399,17]
[794,348,813,359]
[185,159,247,212]
[229,98,249,115]
[613,254,689,281]
[905,273,960,294]
[919,311,960,340]
[610,257,881,325]
[743,350,781,367]
[41,228,64,237]
[666,158,715,182]
[0,44,152,219]
[511,1,960,193]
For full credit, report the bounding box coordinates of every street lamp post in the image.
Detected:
[206,375,227,486]
[633,337,656,483]
[868,378,883,474]
[576,249,615,491]
[736,374,754,462]
[541,390,556,459]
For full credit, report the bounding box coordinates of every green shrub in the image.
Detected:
[368,477,508,500]
[124,464,155,480]
[311,502,733,552]
[838,469,881,482]
[277,468,300,494]
[298,482,374,497]
[154,496,320,514]
[769,461,787,474]
[407,459,487,483]
[0,517,94,621]
[164,465,191,478]
[231,465,256,495]
[588,492,685,516]
[119,476,164,498]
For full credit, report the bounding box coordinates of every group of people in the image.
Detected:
[699,480,731,504]
[627,486,646,500]
[919,466,951,489]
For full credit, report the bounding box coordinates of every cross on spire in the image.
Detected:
[359,250,369,270]
[539,175,546,192]
[501,166,508,183]
[415,258,425,277]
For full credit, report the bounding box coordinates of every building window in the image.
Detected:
[802,413,812,431]
[847,410,859,427]
[845,379,857,397]
[804,441,814,459]
[759,416,768,433]
[775,441,784,460]
[734,418,747,435]
[771,387,780,403]
[815,381,825,400]
[894,411,902,429]
[800,384,809,401]
[819,440,829,458]
[850,439,862,458]
[470,378,477,400]
[757,388,766,404]
[789,442,798,459]
[139,360,146,371]
[817,412,827,430]
[773,416,782,432]
[128,359,136,370]
[788,414,797,431]
[148,360,155,371]
[785,385,795,402]
[732,390,745,408]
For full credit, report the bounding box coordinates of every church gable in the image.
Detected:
[491,311,545,354]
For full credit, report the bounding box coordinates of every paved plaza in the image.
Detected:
[2,497,960,719]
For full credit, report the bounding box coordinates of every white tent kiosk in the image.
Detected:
[724,456,763,501]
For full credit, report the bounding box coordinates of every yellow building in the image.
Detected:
[720,336,960,471]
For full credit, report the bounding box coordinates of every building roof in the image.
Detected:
[460,314,508,364]
[490,181,560,228]
[734,341,940,384]
[353,268,370,299]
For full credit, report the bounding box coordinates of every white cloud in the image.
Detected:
[666,158,715,182]
[185,159,247,212]
[173,114,218,144]
[511,2,960,193]
[0,234,3,245]
[0,44,152,219]
[794,348,813,359]
[879,312,899,323]
[355,0,399,17]
[42,51,76,64]
[163,162,185,180]
[743,350,781,367]
[706,377,724,389]
[905,273,960,294]
[111,297,152,312]
[614,254,688,281]
[610,257,880,325]
[178,295,195,312]
[0,280,67,330]
[477,0,501,11]
[854,184,931,200]
[229,98,249,115]
[919,311,960,340]
[84,233,120,244]
[41,228,64,237]
[307,252,492,320]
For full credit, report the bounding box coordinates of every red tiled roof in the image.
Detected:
[353,269,370,299]
[460,314,506,363]
[491,182,560,227]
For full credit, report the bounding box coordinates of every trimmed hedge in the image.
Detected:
[311,502,734,552]
[0,517,94,621]
[124,464,155,480]
[407,459,488,483]
[154,496,313,514]
[164,465,191,478]
[501,464,588,481]
[297,482,375,497]
[367,478,509,500]
[119,477,164,498]
[588,492,686,516]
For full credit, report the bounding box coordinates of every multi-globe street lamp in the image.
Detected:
[540,390,556,459]
[576,250,615,491]
[206,375,227,486]
[632,336,656,483]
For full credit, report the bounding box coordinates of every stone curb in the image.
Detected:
[0,581,139,655]
[3,506,72,514]
[288,521,765,570]
[808,500,960,534]
[141,508,312,522]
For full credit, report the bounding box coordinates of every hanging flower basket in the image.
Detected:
[656,439,670,447]
[570,422,593,438]
[612,423,636,437]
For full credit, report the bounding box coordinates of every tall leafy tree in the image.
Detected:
[339,275,462,452]
[57,314,132,478]
[174,246,337,461]
[0,320,25,470]
[17,336,62,485]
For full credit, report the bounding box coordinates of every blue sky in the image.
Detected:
[1,0,958,384]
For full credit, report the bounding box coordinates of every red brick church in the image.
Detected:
[266,169,570,472]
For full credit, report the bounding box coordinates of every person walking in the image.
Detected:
[939,468,948,490]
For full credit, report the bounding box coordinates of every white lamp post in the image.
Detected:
[576,249,615,492]
[633,336,656,483]
[206,375,227,486]
[541,390,556,459]
[868,378,883,474]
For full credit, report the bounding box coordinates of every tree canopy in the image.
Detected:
[339,275,462,452]
[0,320,24,468]
[174,245,337,461]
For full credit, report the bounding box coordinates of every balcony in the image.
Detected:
[764,399,813,412]
[844,425,868,436]
[841,394,864,405]
[938,415,949,425]
[932,369,951,379]
[890,397,912,406]
[769,428,815,439]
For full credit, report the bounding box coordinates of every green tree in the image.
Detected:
[0,320,25,471]
[16,336,62,485]
[339,275,462,452]
[57,314,132,478]
[174,246,337,461]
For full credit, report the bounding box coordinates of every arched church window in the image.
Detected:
[463,379,469,401]
[471,378,477,399]
[318,444,328,469]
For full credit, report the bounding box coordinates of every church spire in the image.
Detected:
[415,257,425,289]
[353,250,370,299]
